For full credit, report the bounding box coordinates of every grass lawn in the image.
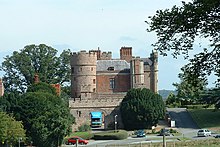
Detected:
[188,109,220,132]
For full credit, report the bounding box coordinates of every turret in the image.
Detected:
[70,51,97,99]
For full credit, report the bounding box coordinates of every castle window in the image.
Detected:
[74,77,76,81]
[93,79,96,84]
[91,67,93,71]
[110,78,115,89]
[107,67,114,71]
[93,88,96,92]
[71,67,74,73]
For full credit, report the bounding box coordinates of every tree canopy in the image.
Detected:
[147,0,220,86]
[15,82,74,147]
[0,111,26,146]
[0,44,71,93]
[120,88,165,130]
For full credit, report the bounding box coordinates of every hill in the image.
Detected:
[158,90,177,99]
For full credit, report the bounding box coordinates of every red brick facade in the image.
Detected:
[96,73,130,93]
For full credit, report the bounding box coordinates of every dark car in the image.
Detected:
[159,128,171,136]
[136,129,146,137]
[214,135,220,138]
[67,136,89,145]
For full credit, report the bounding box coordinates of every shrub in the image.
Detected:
[93,130,128,140]
[78,123,91,132]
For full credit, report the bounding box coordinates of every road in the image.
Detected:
[167,108,206,139]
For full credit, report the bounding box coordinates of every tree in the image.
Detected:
[200,88,220,109]
[173,69,207,103]
[147,0,220,86]
[0,44,71,93]
[120,88,165,130]
[166,93,178,106]
[15,82,74,147]
[0,111,26,146]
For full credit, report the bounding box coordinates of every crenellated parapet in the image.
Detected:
[71,50,97,66]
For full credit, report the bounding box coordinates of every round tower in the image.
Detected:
[70,50,97,99]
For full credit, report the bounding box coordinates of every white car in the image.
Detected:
[197,129,211,137]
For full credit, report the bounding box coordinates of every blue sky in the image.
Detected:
[1,0,212,90]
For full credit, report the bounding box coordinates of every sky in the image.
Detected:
[0,0,212,90]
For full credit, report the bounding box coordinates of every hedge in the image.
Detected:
[93,130,128,140]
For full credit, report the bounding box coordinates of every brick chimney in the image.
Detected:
[120,47,132,63]
[34,74,40,83]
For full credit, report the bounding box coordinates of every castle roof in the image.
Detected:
[97,60,130,72]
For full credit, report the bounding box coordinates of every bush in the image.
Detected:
[93,130,128,140]
[78,123,91,132]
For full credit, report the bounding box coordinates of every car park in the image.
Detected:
[197,129,211,137]
[67,136,89,145]
[136,129,146,137]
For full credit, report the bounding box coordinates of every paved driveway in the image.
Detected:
[167,108,200,138]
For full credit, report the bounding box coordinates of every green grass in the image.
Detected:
[188,109,220,132]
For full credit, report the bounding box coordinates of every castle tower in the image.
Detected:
[150,51,158,93]
[130,57,145,88]
[70,51,97,99]
[120,47,132,63]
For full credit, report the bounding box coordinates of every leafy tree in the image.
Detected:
[120,88,165,130]
[173,70,207,103]
[0,111,26,146]
[200,88,220,109]
[166,93,177,105]
[147,0,220,86]
[16,82,74,147]
[0,92,21,114]
[0,44,71,93]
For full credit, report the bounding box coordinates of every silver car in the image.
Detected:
[197,129,211,137]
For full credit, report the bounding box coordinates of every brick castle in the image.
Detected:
[69,47,158,129]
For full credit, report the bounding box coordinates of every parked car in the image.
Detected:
[159,128,171,136]
[214,134,220,138]
[67,136,89,145]
[197,129,211,137]
[136,130,146,137]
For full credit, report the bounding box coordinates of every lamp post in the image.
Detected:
[114,115,118,132]
[18,137,22,147]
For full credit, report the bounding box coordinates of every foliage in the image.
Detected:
[0,92,21,114]
[120,88,165,130]
[0,111,26,146]
[78,123,91,132]
[173,71,207,103]
[15,82,74,147]
[200,88,220,109]
[165,93,177,105]
[93,130,128,140]
[27,82,57,95]
[67,131,93,140]
[147,0,220,86]
[0,44,71,93]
